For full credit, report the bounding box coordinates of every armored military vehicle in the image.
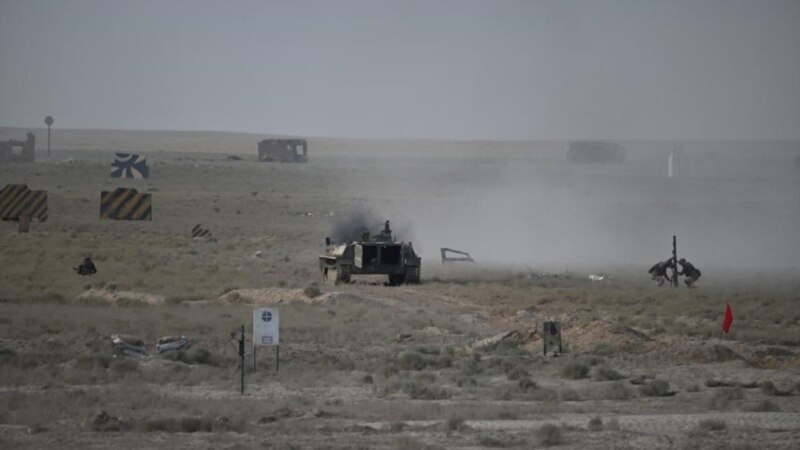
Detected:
[319,221,421,285]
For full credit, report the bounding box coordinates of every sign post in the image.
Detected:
[672,235,679,287]
[253,308,280,373]
[238,324,245,395]
[44,116,53,158]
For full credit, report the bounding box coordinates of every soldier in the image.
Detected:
[648,259,673,286]
[677,258,701,288]
[74,257,97,276]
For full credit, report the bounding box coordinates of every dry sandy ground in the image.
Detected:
[1,129,799,449]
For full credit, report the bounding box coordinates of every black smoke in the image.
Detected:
[329,209,416,244]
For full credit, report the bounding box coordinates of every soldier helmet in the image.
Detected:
[678,258,686,264]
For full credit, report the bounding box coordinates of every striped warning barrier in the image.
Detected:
[0,184,48,222]
[191,224,212,238]
[100,188,152,221]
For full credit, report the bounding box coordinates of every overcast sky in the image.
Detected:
[1,0,798,139]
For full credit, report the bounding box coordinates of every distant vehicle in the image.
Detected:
[258,139,308,163]
[567,141,626,164]
[319,221,421,285]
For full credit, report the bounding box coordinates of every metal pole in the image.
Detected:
[672,235,678,287]
[47,125,51,158]
[253,345,256,373]
[239,324,245,395]
[275,345,280,372]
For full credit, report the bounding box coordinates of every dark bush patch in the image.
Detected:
[747,400,781,412]
[561,362,590,380]
[708,387,744,410]
[163,348,220,366]
[518,377,537,393]
[697,419,726,432]
[639,379,675,397]
[537,424,564,447]
[593,365,623,381]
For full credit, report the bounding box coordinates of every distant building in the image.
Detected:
[0,132,35,163]
[566,141,626,164]
[257,139,308,163]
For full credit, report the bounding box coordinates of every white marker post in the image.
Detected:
[253,308,280,373]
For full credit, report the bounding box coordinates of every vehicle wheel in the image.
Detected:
[339,266,351,284]
[324,267,339,285]
[388,274,405,286]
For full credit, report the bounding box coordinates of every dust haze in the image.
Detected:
[331,140,800,272]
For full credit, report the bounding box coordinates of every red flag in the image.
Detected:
[722,304,733,334]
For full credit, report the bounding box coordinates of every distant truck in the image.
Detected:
[258,139,308,163]
[567,141,626,164]
[319,221,421,285]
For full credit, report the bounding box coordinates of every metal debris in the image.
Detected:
[440,248,474,264]
[156,336,188,353]
[111,334,147,357]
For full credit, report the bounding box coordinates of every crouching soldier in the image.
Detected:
[74,257,97,276]
[677,258,701,288]
[648,259,673,286]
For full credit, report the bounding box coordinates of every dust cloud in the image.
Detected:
[330,141,800,272]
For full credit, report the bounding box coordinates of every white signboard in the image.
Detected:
[253,308,280,346]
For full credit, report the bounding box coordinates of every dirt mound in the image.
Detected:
[569,320,652,353]
[219,288,357,305]
[471,328,539,351]
[76,288,166,305]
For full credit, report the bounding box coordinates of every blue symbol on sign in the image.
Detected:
[262,311,272,322]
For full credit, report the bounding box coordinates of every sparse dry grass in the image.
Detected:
[1,139,799,449]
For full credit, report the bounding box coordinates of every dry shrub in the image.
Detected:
[74,355,112,370]
[445,416,466,431]
[708,386,744,410]
[602,381,634,400]
[396,351,452,371]
[760,381,792,396]
[697,419,726,432]
[518,377,537,393]
[303,282,321,298]
[162,348,220,366]
[476,434,520,447]
[0,347,16,365]
[561,362,590,379]
[143,416,212,433]
[537,423,564,447]
[109,358,138,374]
[587,416,603,431]
[593,365,623,381]
[747,400,781,412]
[558,389,583,401]
[387,379,451,400]
[639,379,674,397]
[505,364,529,381]
[531,388,559,401]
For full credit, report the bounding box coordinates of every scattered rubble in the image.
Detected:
[471,328,539,351]
[76,288,166,306]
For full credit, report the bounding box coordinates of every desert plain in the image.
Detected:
[0,128,799,449]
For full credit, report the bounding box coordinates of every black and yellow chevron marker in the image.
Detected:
[0,184,48,222]
[100,188,152,221]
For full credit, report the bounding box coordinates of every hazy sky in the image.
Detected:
[1,0,798,139]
